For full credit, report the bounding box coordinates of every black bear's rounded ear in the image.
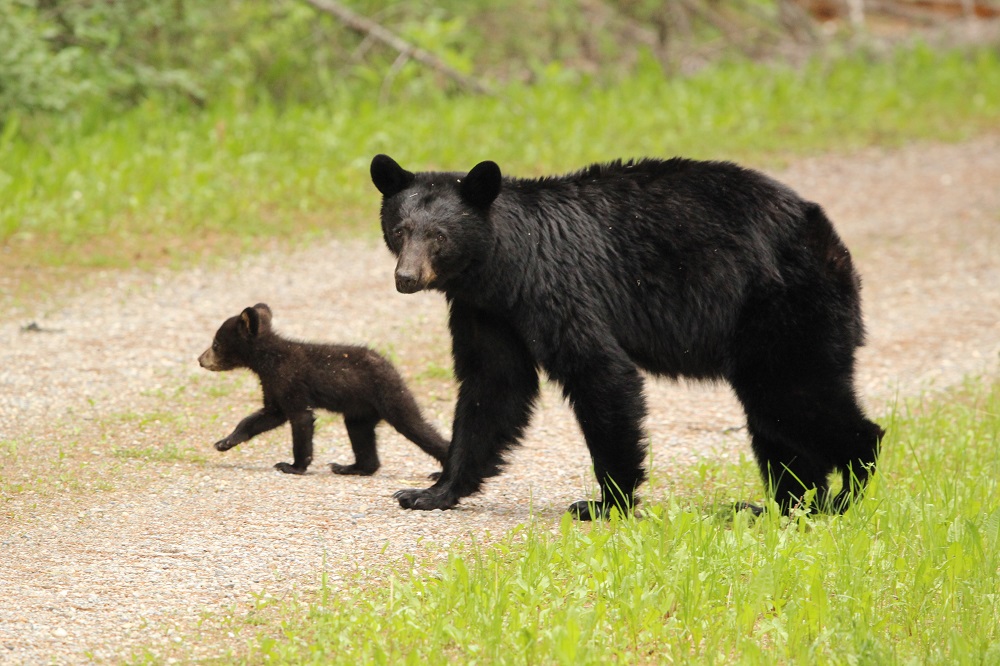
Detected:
[460,160,502,209]
[240,306,261,338]
[252,303,272,331]
[371,154,416,197]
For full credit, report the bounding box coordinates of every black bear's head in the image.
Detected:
[371,155,502,294]
[199,303,273,371]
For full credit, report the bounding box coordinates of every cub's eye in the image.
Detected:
[393,228,404,239]
[435,233,446,244]
[212,341,220,352]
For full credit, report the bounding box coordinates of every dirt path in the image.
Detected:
[1,137,998,664]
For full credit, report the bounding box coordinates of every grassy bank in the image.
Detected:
[126,377,1000,665]
[2,44,999,273]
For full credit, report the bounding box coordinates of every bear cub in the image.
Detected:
[199,303,448,476]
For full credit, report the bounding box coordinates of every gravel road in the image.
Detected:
[1,137,998,664]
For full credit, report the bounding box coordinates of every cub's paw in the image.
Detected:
[428,471,442,481]
[214,438,237,452]
[274,462,307,475]
[329,462,378,476]
[393,487,457,511]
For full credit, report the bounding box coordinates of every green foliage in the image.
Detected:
[0,0,82,116]
[190,378,1000,665]
[2,43,998,271]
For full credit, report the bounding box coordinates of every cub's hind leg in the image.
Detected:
[330,416,380,476]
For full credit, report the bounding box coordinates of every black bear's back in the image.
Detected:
[491,159,850,380]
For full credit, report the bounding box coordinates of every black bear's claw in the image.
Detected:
[274,462,307,475]
[394,487,456,511]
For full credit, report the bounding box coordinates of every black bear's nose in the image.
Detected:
[395,272,421,294]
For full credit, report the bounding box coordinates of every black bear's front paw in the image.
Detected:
[567,498,637,521]
[329,462,378,476]
[393,487,457,511]
[567,499,607,521]
[214,438,237,452]
[428,471,442,481]
[274,462,307,475]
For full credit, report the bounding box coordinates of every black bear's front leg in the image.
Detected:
[558,349,648,520]
[215,408,287,452]
[394,303,539,511]
[274,411,315,474]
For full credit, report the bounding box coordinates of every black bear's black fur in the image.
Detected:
[199,303,449,476]
[370,154,884,519]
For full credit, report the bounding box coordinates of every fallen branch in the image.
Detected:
[298,0,493,95]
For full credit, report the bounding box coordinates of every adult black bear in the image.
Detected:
[371,154,884,519]
[199,303,449,476]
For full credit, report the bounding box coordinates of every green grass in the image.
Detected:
[2,44,999,272]
[131,376,1000,665]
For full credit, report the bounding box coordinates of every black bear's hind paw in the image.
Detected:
[731,501,765,517]
[393,487,457,511]
[329,462,378,476]
[428,471,442,481]
[274,462,307,475]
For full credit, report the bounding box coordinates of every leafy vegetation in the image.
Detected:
[2,44,998,273]
[0,0,855,118]
[136,378,999,665]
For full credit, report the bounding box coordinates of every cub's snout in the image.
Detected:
[199,347,222,371]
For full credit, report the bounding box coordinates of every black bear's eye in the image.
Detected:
[212,341,220,352]
[393,227,404,239]
[435,233,446,244]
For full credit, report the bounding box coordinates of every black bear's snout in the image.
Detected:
[395,272,422,294]
[394,245,436,293]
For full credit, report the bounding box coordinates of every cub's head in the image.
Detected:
[198,303,273,372]
[370,154,502,294]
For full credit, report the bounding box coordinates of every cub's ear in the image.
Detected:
[371,154,415,197]
[252,303,272,332]
[240,306,262,338]
[460,160,502,209]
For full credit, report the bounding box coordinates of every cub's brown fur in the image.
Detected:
[199,303,448,476]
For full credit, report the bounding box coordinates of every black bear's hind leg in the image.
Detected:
[739,382,883,514]
[746,427,833,515]
[330,416,380,476]
[829,419,883,512]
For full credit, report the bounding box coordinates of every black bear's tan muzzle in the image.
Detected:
[394,245,436,294]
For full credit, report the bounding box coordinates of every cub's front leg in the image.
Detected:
[274,411,316,474]
[215,408,286,451]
